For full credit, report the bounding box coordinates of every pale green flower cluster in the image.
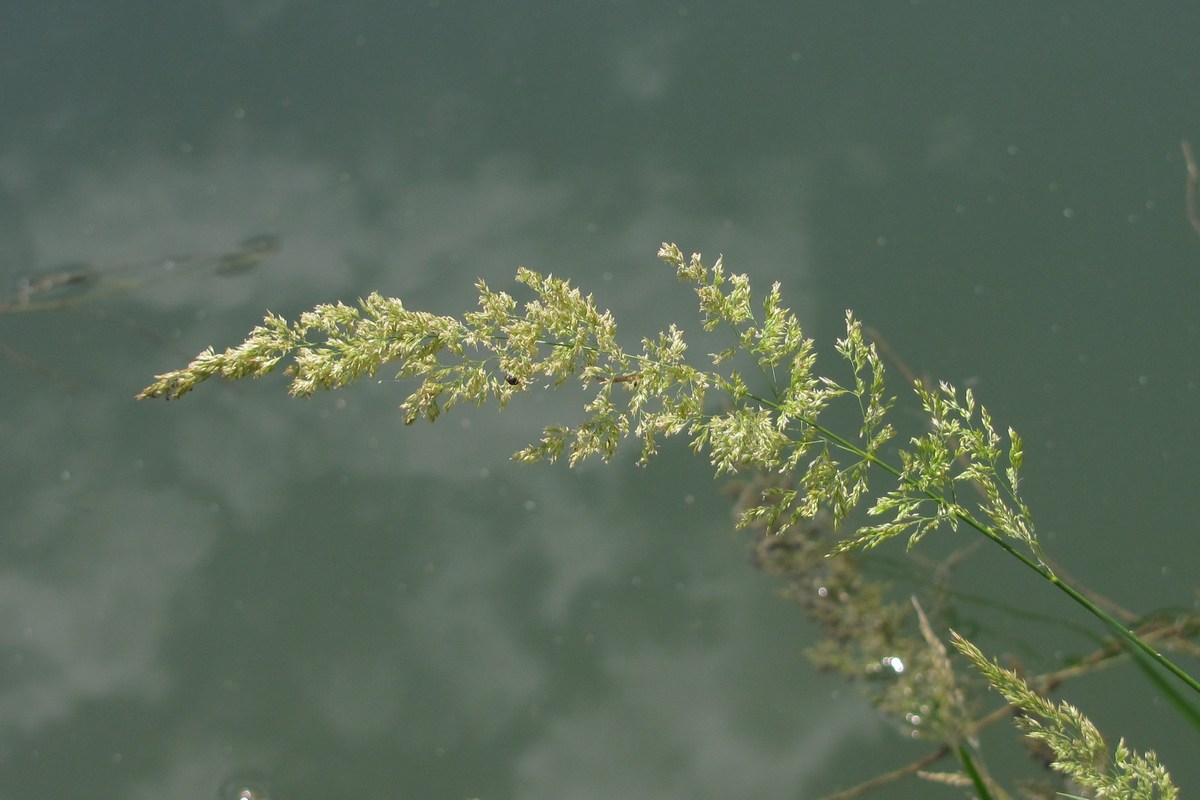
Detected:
[141,244,898,528]
[140,243,1188,799]
[954,633,1177,799]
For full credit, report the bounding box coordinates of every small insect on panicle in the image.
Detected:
[505,374,522,386]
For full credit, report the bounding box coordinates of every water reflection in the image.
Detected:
[0,235,280,312]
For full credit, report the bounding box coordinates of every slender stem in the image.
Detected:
[959,510,1200,696]
[957,744,995,800]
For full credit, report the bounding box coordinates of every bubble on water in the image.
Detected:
[219,776,271,800]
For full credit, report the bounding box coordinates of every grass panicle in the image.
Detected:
[140,244,1197,799]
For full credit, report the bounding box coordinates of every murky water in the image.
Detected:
[2,4,1199,799]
